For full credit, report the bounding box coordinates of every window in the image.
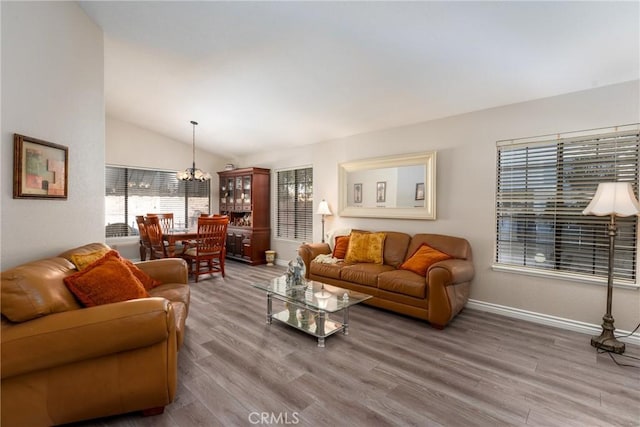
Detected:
[276,167,313,241]
[105,166,210,237]
[495,126,639,284]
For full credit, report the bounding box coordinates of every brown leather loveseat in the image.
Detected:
[1,243,190,426]
[298,232,474,328]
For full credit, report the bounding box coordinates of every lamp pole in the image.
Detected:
[590,215,625,354]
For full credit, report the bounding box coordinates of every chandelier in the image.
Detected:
[176,120,211,181]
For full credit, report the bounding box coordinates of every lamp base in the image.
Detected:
[591,329,625,354]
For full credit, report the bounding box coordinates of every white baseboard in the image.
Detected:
[466,299,640,347]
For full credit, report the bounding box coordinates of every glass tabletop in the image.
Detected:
[252,275,372,313]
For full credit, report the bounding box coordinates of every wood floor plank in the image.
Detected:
[71,261,640,426]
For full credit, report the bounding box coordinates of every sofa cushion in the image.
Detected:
[309,261,343,280]
[380,231,412,268]
[1,257,81,322]
[64,251,150,307]
[399,244,452,276]
[378,269,427,299]
[332,235,350,259]
[340,263,394,287]
[345,231,386,264]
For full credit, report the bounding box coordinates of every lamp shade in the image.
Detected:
[583,182,640,217]
[317,200,332,216]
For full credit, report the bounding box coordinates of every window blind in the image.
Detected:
[276,167,313,241]
[495,127,639,283]
[105,166,210,237]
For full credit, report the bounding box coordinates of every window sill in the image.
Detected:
[106,236,139,245]
[491,263,639,290]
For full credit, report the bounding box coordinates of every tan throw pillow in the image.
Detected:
[399,244,452,276]
[70,248,110,271]
[344,231,386,264]
[64,251,149,307]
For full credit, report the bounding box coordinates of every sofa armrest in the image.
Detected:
[135,258,188,284]
[426,259,474,328]
[1,297,175,379]
[298,243,331,278]
[429,259,474,285]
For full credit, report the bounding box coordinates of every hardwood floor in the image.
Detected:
[74,261,640,427]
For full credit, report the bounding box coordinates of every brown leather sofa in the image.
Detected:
[1,243,190,427]
[298,232,474,328]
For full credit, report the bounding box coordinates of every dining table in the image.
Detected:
[163,228,198,257]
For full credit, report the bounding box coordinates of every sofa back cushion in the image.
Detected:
[1,257,81,322]
[380,231,412,268]
[406,234,472,262]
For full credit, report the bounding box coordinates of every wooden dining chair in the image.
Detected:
[144,215,169,259]
[181,215,229,282]
[148,212,188,254]
[146,213,175,234]
[135,215,153,260]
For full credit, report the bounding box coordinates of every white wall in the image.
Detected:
[1,2,105,269]
[239,80,640,331]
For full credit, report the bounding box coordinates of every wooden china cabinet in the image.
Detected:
[218,167,270,265]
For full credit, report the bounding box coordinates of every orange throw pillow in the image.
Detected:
[64,251,149,307]
[332,235,350,259]
[120,258,162,290]
[399,244,452,276]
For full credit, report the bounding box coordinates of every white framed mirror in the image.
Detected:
[338,151,436,220]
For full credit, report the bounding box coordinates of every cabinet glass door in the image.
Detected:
[243,176,252,211]
[235,177,243,209]
[226,178,235,209]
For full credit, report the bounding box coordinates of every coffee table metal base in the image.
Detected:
[266,292,349,347]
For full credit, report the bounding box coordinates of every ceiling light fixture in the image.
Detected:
[177,120,211,182]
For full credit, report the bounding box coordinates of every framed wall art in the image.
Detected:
[13,133,68,199]
[415,182,425,200]
[376,181,386,203]
[354,183,362,204]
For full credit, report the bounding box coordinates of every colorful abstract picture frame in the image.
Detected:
[13,134,68,199]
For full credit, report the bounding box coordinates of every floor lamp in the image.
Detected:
[583,182,640,354]
[317,200,332,243]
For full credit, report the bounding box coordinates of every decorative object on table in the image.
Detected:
[315,289,332,309]
[13,133,68,199]
[316,199,332,243]
[176,120,211,181]
[285,256,306,287]
[305,281,314,302]
[265,250,276,266]
[583,181,640,354]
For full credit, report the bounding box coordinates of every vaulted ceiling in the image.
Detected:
[79,1,639,157]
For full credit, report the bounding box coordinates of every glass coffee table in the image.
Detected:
[252,276,372,347]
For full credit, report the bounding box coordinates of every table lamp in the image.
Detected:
[583,182,640,354]
[317,200,332,243]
